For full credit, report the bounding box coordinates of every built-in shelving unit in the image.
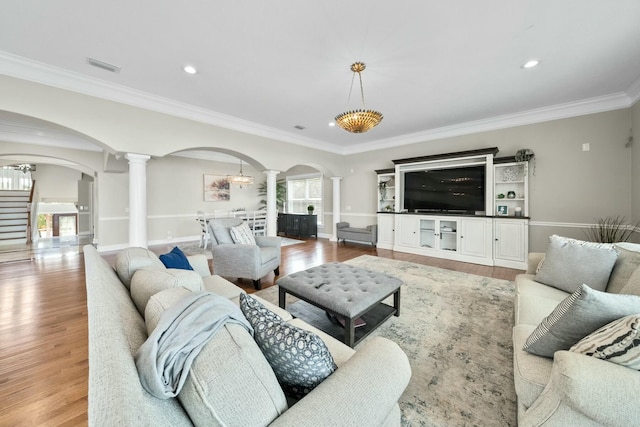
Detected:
[494,157,529,218]
[375,168,395,212]
[374,150,531,269]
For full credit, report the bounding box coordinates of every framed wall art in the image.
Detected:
[203,175,230,202]
[496,205,508,216]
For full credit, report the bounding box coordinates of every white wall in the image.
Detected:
[1,75,639,252]
[339,109,634,251]
[31,164,81,203]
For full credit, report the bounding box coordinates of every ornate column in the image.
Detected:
[264,170,280,237]
[125,153,150,248]
[330,176,343,242]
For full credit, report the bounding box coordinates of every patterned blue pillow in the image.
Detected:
[239,294,336,399]
[159,246,193,270]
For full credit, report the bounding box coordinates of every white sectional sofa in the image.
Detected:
[513,238,640,426]
[83,245,411,426]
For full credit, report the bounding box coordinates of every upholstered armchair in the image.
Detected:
[207,218,281,290]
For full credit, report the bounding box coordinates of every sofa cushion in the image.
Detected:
[144,288,288,427]
[570,314,640,370]
[515,275,569,326]
[534,235,617,293]
[159,246,193,270]
[210,221,236,244]
[523,284,640,358]
[130,268,203,314]
[620,268,640,296]
[513,324,554,408]
[145,287,193,334]
[115,247,166,289]
[239,293,337,399]
[606,243,640,293]
[230,222,256,245]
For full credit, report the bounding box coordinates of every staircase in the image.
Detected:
[0,190,31,246]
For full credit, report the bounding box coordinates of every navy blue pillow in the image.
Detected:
[159,247,193,270]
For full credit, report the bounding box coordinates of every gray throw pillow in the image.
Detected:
[607,243,640,294]
[239,293,337,399]
[523,284,640,358]
[534,235,618,292]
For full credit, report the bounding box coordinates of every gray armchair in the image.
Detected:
[207,218,281,290]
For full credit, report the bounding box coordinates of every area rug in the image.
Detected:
[254,255,517,427]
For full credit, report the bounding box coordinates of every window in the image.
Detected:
[286,174,323,225]
[0,167,33,191]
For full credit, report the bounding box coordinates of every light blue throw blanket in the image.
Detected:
[135,291,253,399]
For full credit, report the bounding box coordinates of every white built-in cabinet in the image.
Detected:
[391,214,495,266]
[376,214,395,250]
[494,218,529,269]
[375,151,530,270]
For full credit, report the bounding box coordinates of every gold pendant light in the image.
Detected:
[334,62,383,133]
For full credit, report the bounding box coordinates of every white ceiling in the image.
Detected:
[1,0,640,156]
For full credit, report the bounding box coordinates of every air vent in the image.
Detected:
[87,57,121,73]
[293,125,306,130]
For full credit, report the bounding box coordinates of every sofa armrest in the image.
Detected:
[269,336,411,426]
[186,254,211,277]
[255,236,282,249]
[526,252,545,274]
[521,351,640,427]
[336,222,349,229]
[367,224,378,241]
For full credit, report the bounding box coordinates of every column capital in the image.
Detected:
[263,170,281,177]
[124,153,151,164]
[330,176,343,182]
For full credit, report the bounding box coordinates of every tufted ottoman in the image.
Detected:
[276,262,402,347]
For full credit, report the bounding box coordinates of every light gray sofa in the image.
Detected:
[83,245,411,426]
[336,222,378,246]
[513,242,640,426]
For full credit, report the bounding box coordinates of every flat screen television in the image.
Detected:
[403,165,486,214]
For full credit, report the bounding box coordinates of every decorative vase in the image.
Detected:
[507,191,516,199]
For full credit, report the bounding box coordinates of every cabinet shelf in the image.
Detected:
[496,198,525,201]
[496,180,525,184]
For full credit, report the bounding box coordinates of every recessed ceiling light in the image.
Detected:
[521,59,540,69]
[183,65,198,74]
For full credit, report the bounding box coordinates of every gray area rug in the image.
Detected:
[254,255,517,427]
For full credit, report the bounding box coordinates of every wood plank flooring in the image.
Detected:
[0,238,521,426]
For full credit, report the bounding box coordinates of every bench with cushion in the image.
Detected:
[336,222,377,246]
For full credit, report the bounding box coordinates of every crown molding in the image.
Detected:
[0,51,340,153]
[340,92,633,155]
[1,51,637,157]
[627,75,640,106]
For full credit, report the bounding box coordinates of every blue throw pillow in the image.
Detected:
[159,247,193,270]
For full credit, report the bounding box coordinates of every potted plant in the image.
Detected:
[307,204,315,215]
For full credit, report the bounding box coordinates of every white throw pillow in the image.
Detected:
[230,222,256,245]
[570,314,640,370]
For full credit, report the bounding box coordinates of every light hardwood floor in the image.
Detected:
[0,238,521,426]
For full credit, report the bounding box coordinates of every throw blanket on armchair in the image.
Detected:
[135,291,253,398]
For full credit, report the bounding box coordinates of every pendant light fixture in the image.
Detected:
[227,160,254,188]
[334,62,383,133]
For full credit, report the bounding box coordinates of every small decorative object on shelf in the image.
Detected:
[502,167,518,182]
[497,205,508,216]
[307,204,314,215]
[497,193,505,199]
[515,207,523,217]
[507,191,516,199]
